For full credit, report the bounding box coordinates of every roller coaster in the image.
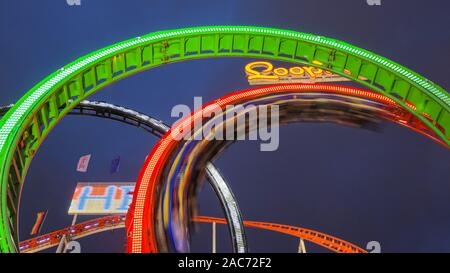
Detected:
[19,215,367,253]
[0,26,448,253]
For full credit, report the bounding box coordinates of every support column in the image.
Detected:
[212,222,217,253]
[56,214,77,253]
[298,238,306,253]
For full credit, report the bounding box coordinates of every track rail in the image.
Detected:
[0,100,168,136]
[193,216,367,253]
[19,215,366,253]
[19,215,126,253]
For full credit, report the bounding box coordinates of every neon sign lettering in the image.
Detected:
[245,61,351,85]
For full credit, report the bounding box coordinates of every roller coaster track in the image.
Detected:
[128,83,447,253]
[19,215,126,253]
[1,26,448,252]
[1,101,247,253]
[0,101,168,136]
[193,216,367,254]
[19,215,366,253]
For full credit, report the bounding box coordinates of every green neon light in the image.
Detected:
[0,26,448,252]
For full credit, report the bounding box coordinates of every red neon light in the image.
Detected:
[126,83,444,253]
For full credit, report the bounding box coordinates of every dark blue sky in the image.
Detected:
[0,0,449,253]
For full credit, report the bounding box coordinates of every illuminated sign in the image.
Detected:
[68,183,135,215]
[245,61,351,85]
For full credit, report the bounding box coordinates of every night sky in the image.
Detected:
[0,0,449,253]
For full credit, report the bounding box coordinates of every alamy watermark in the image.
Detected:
[66,0,81,6]
[170,97,280,152]
[366,241,381,253]
[366,0,381,6]
[66,240,81,253]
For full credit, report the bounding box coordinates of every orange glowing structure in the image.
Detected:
[193,216,367,253]
[19,215,366,253]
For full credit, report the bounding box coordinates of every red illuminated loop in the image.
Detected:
[126,83,445,253]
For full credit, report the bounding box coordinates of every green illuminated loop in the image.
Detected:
[0,26,448,252]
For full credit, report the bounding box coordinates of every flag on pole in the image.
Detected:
[30,211,47,235]
[110,156,121,174]
[77,154,91,172]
